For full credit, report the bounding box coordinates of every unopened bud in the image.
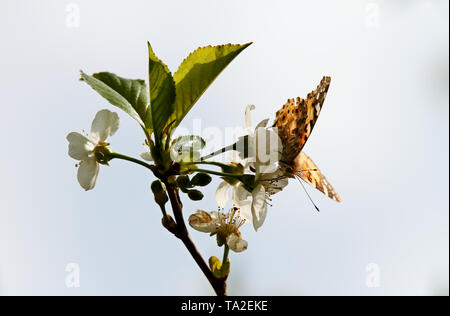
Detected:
[188,189,204,201]
[176,175,191,188]
[190,173,212,187]
[151,180,168,205]
[151,180,165,194]
[162,214,177,234]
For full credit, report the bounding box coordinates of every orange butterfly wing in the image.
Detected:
[273,76,341,202]
[273,76,331,166]
[294,152,342,202]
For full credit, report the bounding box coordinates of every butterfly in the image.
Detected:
[272,76,342,203]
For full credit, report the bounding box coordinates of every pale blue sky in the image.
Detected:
[0,0,448,295]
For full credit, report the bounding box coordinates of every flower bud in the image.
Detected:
[162,214,177,234]
[190,173,212,187]
[188,189,204,201]
[151,180,165,194]
[151,180,168,206]
[176,175,191,189]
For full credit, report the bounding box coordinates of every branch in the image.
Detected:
[109,152,227,295]
[164,181,227,296]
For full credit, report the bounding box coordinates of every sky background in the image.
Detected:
[0,0,448,296]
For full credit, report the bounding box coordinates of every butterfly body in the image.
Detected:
[273,76,341,203]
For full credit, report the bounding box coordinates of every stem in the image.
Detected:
[222,245,230,265]
[159,203,168,219]
[188,167,242,180]
[164,182,227,296]
[183,161,231,169]
[110,152,154,171]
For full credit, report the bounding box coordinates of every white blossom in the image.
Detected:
[66,109,119,190]
[188,209,248,253]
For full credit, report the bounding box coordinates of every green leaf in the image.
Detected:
[209,256,230,279]
[172,42,252,127]
[171,135,206,151]
[80,71,150,129]
[148,42,176,141]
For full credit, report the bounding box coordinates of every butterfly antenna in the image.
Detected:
[296,176,320,212]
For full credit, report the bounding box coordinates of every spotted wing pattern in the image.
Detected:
[272,76,341,202]
[273,76,331,165]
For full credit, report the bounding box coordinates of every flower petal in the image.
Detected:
[77,157,100,191]
[216,181,231,208]
[254,128,282,175]
[233,182,251,202]
[259,169,289,195]
[90,109,120,143]
[67,132,95,160]
[255,119,269,129]
[236,200,252,222]
[188,210,217,233]
[227,233,248,252]
[232,183,252,221]
[139,152,153,161]
[244,104,256,134]
[251,184,268,231]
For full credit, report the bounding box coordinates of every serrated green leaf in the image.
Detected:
[148,42,176,141]
[172,42,252,127]
[80,71,150,129]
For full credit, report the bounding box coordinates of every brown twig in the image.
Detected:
[164,180,227,296]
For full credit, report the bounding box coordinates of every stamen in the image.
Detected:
[230,207,238,223]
